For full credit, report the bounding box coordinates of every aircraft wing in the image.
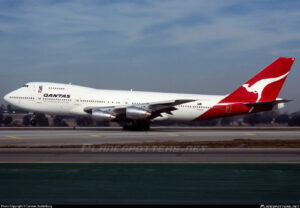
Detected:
[147,99,196,111]
[83,99,195,119]
[146,99,196,118]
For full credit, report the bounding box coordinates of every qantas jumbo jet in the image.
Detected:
[3,57,295,130]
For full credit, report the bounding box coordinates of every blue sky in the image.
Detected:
[0,0,300,112]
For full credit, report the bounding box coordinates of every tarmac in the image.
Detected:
[1,127,300,146]
[0,148,300,163]
[0,127,300,163]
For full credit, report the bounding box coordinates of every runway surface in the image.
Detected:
[1,128,300,146]
[0,148,300,163]
[0,128,300,163]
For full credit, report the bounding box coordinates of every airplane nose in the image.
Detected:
[3,93,10,102]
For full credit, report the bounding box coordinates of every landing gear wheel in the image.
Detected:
[30,119,37,126]
[30,115,37,126]
[123,120,150,131]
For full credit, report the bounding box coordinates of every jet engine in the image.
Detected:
[126,106,151,120]
[92,110,116,121]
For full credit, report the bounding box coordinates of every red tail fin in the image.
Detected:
[221,57,295,104]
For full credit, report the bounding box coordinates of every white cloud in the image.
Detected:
[272,48,300,55]
[0,0,239,46]
[1,0,300,61]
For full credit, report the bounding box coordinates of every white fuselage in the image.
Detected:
[4,82,225,122]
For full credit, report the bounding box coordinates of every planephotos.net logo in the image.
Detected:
[260,205,299,208]
[80,144,207,153]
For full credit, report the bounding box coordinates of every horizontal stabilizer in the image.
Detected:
[243,99,292,107]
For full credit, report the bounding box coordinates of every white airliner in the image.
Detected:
[3,57,295,130]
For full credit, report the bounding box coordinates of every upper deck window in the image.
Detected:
[48,87,65,90]
[22,85,29,87]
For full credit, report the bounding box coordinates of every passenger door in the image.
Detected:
[35,85,43,104]
[226,104,231,113]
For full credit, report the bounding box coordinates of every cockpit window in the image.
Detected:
[22,85,29,87]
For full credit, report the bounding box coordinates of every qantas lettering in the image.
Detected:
[43,93,71,98]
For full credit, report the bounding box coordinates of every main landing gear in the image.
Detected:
[122,120,150,131]
[30,114,37,126]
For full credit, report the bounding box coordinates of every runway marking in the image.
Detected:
[244,132,256,136]
[167,133,179,137]
[7,136,20,139]
[89,134,101,138]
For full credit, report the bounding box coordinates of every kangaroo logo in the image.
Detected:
[242,72,289,103]
[38,85,43,93]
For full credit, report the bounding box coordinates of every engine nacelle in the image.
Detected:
[126,106,151,120]
[92,110,116,121]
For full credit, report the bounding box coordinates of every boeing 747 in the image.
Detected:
[3,57,295,130]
